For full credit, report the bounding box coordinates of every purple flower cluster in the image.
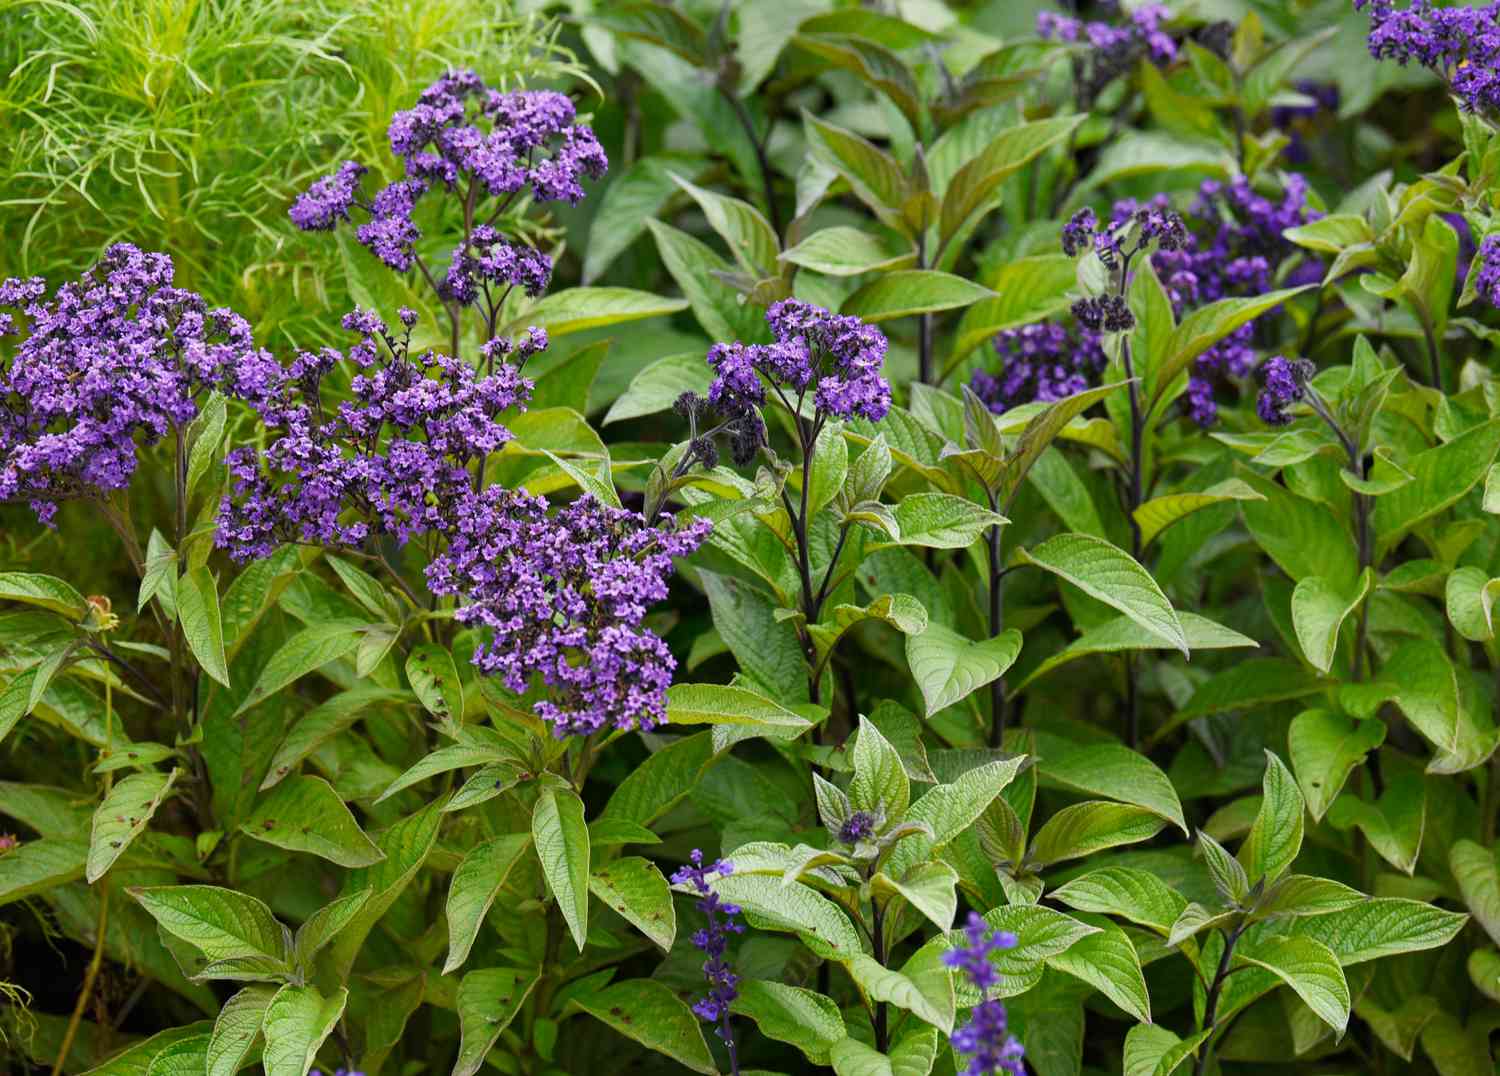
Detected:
[1355,1,1500,113]
[425,489,710,737]
[1038,3,1177,106]
[837,810,878,845]
[672,850,744,1061]
[216,309,540,560]
[1,244,279,525]
[1475,234,1500,308]
[288,70,606,300]
[943,912,1025,1076]
[969,324,1107,414]
[1255,356,1313,426]
[706,300,891,423]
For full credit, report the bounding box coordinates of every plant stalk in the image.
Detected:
[1193,923,1245,1076]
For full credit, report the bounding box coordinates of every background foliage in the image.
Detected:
[3,1,1499,1075]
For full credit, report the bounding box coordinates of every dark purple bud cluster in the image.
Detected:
[969,324,1107,415]
[1072,294,1136,333]
[216,310,539,560]
[1255,356,1315,426]
[1038,4,1177,108]
[1475,234,1500,308]
[675,391,766,469]
[425,488,711,737]
[706,300,891,423]
[0,244,280,525]
[1355,1,1500,114]
[671,849,744,1056]
[943,912,1025,1076]
[837,810,878,845]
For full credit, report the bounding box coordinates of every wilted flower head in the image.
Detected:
[425,489,710,737]
[706,300,891,422]
[0,244,278,526]
[944,912,1025,1076]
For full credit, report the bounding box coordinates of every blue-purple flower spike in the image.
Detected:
[672,850,745,1075]
[942,912,1025,1076]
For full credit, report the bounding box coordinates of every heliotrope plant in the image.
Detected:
[6,4,1500,1076]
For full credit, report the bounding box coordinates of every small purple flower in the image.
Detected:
[1038,2,1179,105]
[1061,207,1097,256]
[1475,234,1500,307]
[837,811,878,845]
[289,161,367,231]
[969,323,1107,414]
[672,850,744,1068]
[1255,356,1311,426]
[943,913,1025,1076]
[1072,294,1135,333]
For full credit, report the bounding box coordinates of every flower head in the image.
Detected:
[1355,1,1500,114]
[837,810,879,845]
[969,323,1107,414]
[1255,356,1313,426]
[672,850,745,1035]
[943,912,1025,1076]
[1475,234,1500,308]
[1038,2,1179,106]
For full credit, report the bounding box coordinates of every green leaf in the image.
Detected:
[454,968,540,1076]
[949,255,1078,364]
[780,226,915,277]
[1236,935,1350,1035]
[404,644,463,724]
[804,114,908,225]
[874,861,959,932]
[732,980,845,1065]
[1047,918,1151,1022]
[206,985,275,1076]
[235,623,363,717]
[699,572,809,702]
[1154,658,1327,744]
[938,114,1086,252]
[0,571,89,619]
[292,889,371,970]
[1446,566,1500,642]
[703,871,862,957]
[1327,769,1426,875]
[583,155,692,284]
[1280,897,1467,965]
[87,768,177,882]
[130,885,289,965]
[0,837,87,906]
[572,979,717,1074]
[1287,710,1385,822]
[1376,639,1496,773]
[498,286,687,339]
[240,776,383,868]
[807,424,848,518]
[260,984,347,1076]
[177,568,229,688]
[845,953,953,1032]
[829,1027,941,1076]
[794,33,923,132]
[376,727,521,803]
[443,834,531,973]
[325,801,444,981]
[1050,867,1187,935]
[1291,570,1372,675]
[890,492,1004,549]
[1238,751,1305,885]
[1152,287,1314,411]
[538,450,621,509]
[589,855,677,952]
[904,623,1022,718]
[1123,1024,1209,1076]
[144,1034,212,1076]
[139,530,178,617]
[671,173,780,278]
[1029,802,1166,868]
[604,352,713,425]
[666,682,812,731]
[532,787,591,952]
[960,904,1101,993]
[1036,740,1187,833]
[1017,612,1255,691]
[1199,831,1250,904]
[1451,840,1500,946]
[260,688,408,791]
[1134,479,1265,548]
[840,270,994,322]
[601,731,716,827]
[1020,533,1187,654]
[886,758,1027,881]
[647,219,766,343]
[1238,469,1360,589]
[1374,421,1500,553]
[851,714,910,819]
[1255,875,1366,921]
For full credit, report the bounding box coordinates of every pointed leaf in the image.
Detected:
[589,855,677,952]
[454,968,540,1076]
[241,776,383,868]
[532,787,590,952]
[905,623,1022,718]
[572,979,717,1074]
[260,984,347,1076]
[1019,534,1187,654]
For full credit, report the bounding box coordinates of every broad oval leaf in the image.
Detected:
[1019,534,1187,655]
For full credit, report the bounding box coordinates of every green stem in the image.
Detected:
[1193,924,1245,1076]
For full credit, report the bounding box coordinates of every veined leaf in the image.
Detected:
[905,623,1022,718]
[1020,533,1187,654]
[177,568,229,688]
[572,979,716,1074]
[206,985,276,1076]
[240,776,383,868]
[130,885,290,965]
[260,984,347,1076]
[444,834,531,973]
[498,286,687,339]
[1236,935,1350,1035]
[589,855,677,952]
[454,968,540,1076]
[841,270,995,322]
[1288,709,1385,822]
[1134,479,1264,548]
[732,980,845,1065]
[87,768,178,882]
[532,787,591,952]
[1291,570,1372,675]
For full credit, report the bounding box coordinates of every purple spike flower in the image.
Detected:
[672,850,745,1074]
[943,912,1025,1076]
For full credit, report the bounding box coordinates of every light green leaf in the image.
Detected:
[240,776,383,868]
[87,769,177,882]
[905,623,1022,718]
[532,787,590,952]
[1236,935,1350,1035]
[1152,287,1314,411]
[1050,867,1187,935]
[1255,875,1366,921]
[671,173,779,278]
[851,714,910,819]
[781,226,915,277]
[260,984,347,1076]
[1199,831,1250,904]
[0,837,87,906]
[1291,570,1372,675]
[1134,479,1265,548]
[890,493,1004,549]
[443,834,531,974]
[1451,840,1500,947]
[206,985,276,1076]
[1047,918,1151,1022]
[538,449,621,509]
[841,271,994,322]
[1017,612,1255,691]
[804,113,908,221]
[572,979,717,1074]
[829,1027,940,1076]
[1287,709,1385,822]
[666,682,812,730]
[130,885,289,965]
[376,727,521,804]
[886,758,1027,881]
[1238,751,1305,885]
[874,861,959,932]
[454,968,539,1076]
[177,568,229,688]
[938,114,1086,251]
[292,889,371,969]
[0,572,89,619]
[701,871,862,957]
[1123,1024,1209,1076]
[950,255,1078,363]
[1020,534,1187,654]
[1037,741,1187,833]
[499,286,687,339]
[604,353,713,425]
[1029,802,1165,868]
[589,855,677,952]
[845,953,953,1032]
[1446,566,1500,642]
[1374,421,1500,553]
[732,980,845,1065]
